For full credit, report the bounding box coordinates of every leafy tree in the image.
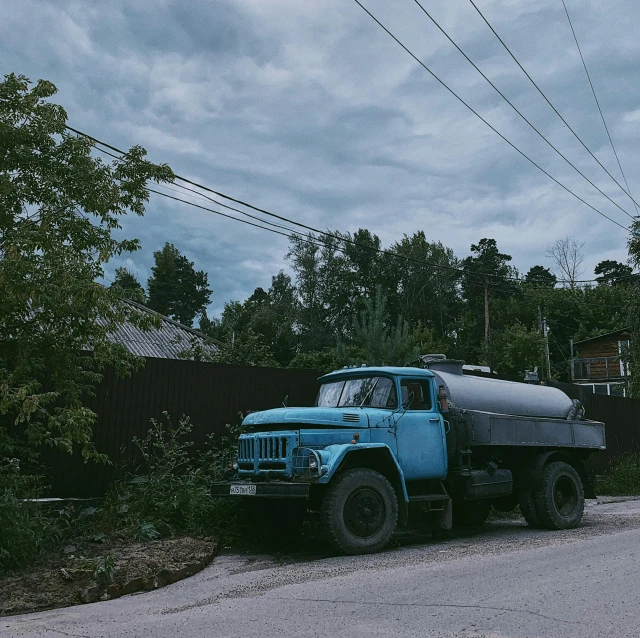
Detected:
[109,267,147,304]
[490,322,546,378]
[460,238,519,365]
[346,287,417,366]
[594,260,633,286]
[525,265,557,288]
[0,73,173,459]
[147,242,211,326]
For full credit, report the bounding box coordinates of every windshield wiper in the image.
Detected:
[357,379,379,409]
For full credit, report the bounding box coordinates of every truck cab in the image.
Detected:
[212,362,604,555]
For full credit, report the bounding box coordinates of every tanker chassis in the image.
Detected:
[212,356,605,554]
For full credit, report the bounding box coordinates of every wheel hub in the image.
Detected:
[553,475,579,517]
[344,487,386,538]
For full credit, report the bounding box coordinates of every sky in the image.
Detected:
[2,0,638,318]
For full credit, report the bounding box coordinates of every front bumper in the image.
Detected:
[211,481,310,499]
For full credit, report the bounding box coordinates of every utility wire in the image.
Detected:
[468,0,639,214]
[560,0,639,217]
[351,1,629,231]
[71,126,635,284]
[411,0,634,220]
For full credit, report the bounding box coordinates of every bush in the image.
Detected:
[0,459,61,573]
[597,454,640,496]
[95,413,242,543]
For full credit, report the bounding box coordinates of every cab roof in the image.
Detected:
[318,366,434,382]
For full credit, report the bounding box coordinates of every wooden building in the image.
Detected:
[571,329,631,396]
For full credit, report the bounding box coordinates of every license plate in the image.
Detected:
[230,484,256,496]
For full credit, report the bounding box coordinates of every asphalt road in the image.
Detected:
[5,498,640,638]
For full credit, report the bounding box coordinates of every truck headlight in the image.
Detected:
[308,454,318,471]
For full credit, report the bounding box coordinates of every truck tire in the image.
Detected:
[533,461,584,530]
[518,492,542,528]
[321,468,398,555]
[452,499,491,527]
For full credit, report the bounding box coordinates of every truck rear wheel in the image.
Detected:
[533,461,584,530]
[321,468,397,555]
[518,491,542,528]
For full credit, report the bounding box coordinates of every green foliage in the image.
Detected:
[594,260,633,286]
[597,454,640,496]
[92,553,116,587]
[0,73,173,460]
[109,267,147,305]
[490,322,546,377]
[0,459,61,573]
[348,287,418,366]
[95,414,242,543]
[147,242,212,327]
[524,265,557,288]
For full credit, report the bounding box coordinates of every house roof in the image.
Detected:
[573,328,630,346]
[100,298,221,360]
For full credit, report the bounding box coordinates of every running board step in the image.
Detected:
[408,494,451,503]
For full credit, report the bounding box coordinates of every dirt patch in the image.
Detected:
[0,536,217,616]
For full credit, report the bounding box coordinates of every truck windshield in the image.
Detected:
[316,376,397,408]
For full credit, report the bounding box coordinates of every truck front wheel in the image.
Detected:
[321,468,398,555]
[533,461,584,530]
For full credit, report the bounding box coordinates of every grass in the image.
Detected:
[596,454,640,496]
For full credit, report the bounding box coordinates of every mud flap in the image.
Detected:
[432,498,453,532]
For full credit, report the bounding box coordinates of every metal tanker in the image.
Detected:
[418,355,580,420]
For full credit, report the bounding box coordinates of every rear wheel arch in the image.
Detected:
[533,451,595,499]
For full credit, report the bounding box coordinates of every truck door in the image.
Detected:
[395,377,448,481]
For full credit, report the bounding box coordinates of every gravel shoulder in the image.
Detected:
[4,497,640,638]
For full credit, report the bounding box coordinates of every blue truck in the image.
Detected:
[212,356,606,554]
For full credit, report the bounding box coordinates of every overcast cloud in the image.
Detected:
[2,0,638,316]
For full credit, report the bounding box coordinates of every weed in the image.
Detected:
[92,554,116,587]
[597,454,640,496]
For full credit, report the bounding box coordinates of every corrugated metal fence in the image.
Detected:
[588,393,640,472]
[45,360,321,497]
[44,362,640,496]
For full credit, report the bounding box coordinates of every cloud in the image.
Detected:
[2,0,637,317]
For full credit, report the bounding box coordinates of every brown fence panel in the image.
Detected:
[588,393,640,473]
[44,360,321,497]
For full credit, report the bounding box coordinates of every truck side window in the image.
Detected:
[400,379,432,410]
[369,378,397,409]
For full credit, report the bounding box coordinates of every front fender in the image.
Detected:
[318,443,408,503]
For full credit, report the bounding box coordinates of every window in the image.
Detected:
[316,376,397,409]
[400,379,432,410]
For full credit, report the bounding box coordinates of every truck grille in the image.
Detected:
[237,433,296,473]
[258,435,288,461]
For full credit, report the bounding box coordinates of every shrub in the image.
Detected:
[597,454,640,496]
[95,413,242,543]
[0,459,61,573]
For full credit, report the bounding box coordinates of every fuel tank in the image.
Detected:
[423,358,575,419]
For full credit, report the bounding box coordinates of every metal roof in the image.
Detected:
[100,298,220,360]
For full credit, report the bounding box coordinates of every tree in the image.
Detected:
[147,242,211,326]
[347,287,417,366]
[0,73,173,459]
[109,267,147,304]
[460,238,519,365]
[594,260,633,286]
[525,265,557,288]
[546,236,585,288]
[491,322,546,378]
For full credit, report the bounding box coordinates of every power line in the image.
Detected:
[560,0,639,217]
[351,1,629,232]
[411,0,634,220]
[71,126,635,285]
[468,0,639,214]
